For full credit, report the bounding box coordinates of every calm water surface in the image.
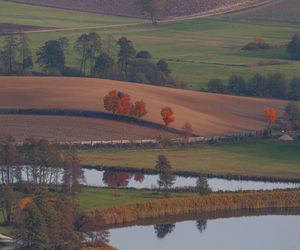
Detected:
[83,169,300,191]
[108,215,300,250]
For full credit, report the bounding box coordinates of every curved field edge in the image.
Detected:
[87,189,300,227]
[0,77,287,136]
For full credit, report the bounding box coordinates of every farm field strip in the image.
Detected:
[78,140,300,179]
[0,77,287,136]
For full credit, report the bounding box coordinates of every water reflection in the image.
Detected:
[154,224,176,239]
[196,220,207,234]
[108,214,300,250]
[83,169,300,192]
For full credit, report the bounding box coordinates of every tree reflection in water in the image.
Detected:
[102,171,145,188]
[154,224,176,239]
[196,220,207,233]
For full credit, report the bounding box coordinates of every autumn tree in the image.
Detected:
[137,0,166,25]
[182,121,193,140]
[102,171,130,188]
[264,107,277,129]
[103,90,135,116]
[155,155,175,195]
[133,100,147,118]
[161,106,174,126]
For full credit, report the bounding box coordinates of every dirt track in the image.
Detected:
[0,77,287,136]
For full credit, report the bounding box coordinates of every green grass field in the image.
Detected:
[1,0,300,88]
[79,188,190,210]
[79,140,300,179]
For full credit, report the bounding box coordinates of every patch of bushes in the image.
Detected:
[242,38,271,51]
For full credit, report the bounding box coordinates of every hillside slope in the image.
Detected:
[0,77,286,136]
[10,0,266,19]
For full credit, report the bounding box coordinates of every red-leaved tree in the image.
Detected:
[161,107,174,126]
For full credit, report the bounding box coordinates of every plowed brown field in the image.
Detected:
[0,77,287,136]
[11,0,265,19]
[0,115,174,142]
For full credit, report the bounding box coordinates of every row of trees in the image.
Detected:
[0,137,86,249]
[207,73,300,100]
[0,32,175,87]
[103,90,176,126]
[103,90,147,118]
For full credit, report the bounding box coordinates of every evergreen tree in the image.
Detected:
[155,155,175,194]
[196,176,211,195]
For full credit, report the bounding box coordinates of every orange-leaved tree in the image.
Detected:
[103,90,119,114]
[115,92,132,115]
[103,90,133,115]
[161,106,174,126]
[264,107,277,129]
[133,100,147,118]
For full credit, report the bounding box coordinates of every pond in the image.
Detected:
[83,169,300,192]
[108,214,300,250]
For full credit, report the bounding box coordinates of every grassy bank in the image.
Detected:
[89,189,300,227]
[79,140,300,179]
[1,1,300,87]
[79,188,191,211]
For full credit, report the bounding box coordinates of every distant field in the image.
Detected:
[0,115,175,142]
[79,140,300,179]
[9,0,265,19]
[1,0,300,87]
[0,77,286,136]
[221,0,300,23]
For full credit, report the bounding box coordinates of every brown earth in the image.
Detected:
[0,115,175,142]
[0,23,53,33]
[10,0,266,19]
[0,76,287,136]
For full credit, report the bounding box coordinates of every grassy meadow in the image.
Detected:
[1,0,300,87]
[79,188,191,210]
[79,140,300,179]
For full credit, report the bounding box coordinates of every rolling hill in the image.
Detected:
[0,77,287,141]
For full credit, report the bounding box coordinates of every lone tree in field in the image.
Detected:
[36,40,65,74]
[155,155,175,195]
[264,107,277,130]
[136,0,166,25]
[196,176,211,195]
[182,121,193,140]
[161,107,174,126]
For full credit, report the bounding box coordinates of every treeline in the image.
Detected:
[207,72,300,100]
[0,136,108,249]
[88,189,300,227]
[0,32,177,87]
